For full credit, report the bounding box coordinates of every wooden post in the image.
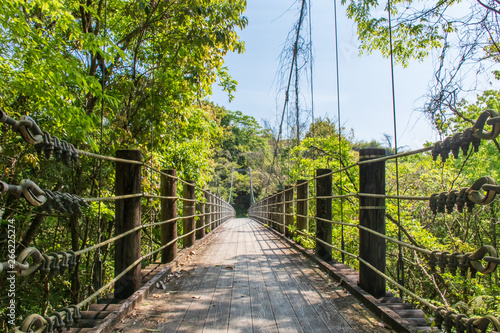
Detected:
[275,193,280,230]
[161,169,177,263]
[183,180,195,247]
[215,195,219,228]
[284,185,294,238]
[278,190,285,234]
[215,195,219,227]
[296,179,309,232]
[263,197,268,225]
[205,191,211,233]
[316,169,332,261]
[266,196,271,226]
[114,150,142,299]
[359,148,386,298]
[196,197,205,239]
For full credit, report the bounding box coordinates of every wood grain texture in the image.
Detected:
[115,219,395,333]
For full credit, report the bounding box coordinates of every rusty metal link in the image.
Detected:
[438,251,450,273]
[456,188,473,213]
[467,176,497,206]
[472,315,500,333]
[447,252,460,276]
[12,314,46,333]
[0,248,80,279]
[469,245,498,275]
[472,109,500,140]
[455,314,467,333]
[459,253,472,277]
[427,247,498,276]
[435,307,447,329]
[444,310,455,333]
[428,250,440,273]
[430,110,500,162]
[430,176,500,215]
[446,190,459,214]
[0,179,46,206]
[0,109,79,165]
[47,252,61,279]
[42,190,88,215]
[51,311,64,333]
[433,308,500,333]
[14,304,82,333]
[430,189,474,215]
[0,109,44,145]
[35,130,79,165]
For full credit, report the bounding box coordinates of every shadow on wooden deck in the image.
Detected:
[75,218,429,333]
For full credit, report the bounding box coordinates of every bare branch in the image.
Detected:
[477,0,500,15]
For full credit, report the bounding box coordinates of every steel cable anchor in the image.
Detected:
[0,109,43,144]
[0,179,46,206]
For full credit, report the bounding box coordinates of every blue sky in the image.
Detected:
[211,1,446,149]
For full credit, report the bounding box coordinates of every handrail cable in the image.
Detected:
[333,0,345,263]
[386,0,405,296]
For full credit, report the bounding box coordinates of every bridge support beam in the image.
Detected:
[316,169,332,261]
[161,169,177,263]
[114,149,142,299]
[359,148,386,298]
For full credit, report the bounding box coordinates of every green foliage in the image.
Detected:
[0,0,247,329]
[207,102,273,216]
[267,99,500,320]
[341,0,448,66]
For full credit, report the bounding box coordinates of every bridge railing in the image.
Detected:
[249,110,500,333]
[0,110,235,332]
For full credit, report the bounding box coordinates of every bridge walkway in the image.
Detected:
[114,218,395,333]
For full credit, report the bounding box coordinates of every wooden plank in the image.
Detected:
[228,219,253,332]
[174,227,230,332]
[246,221,279,333]
[111,219,398,333]
[203,220,238,332]
[251,219,392,333]
[250,220,339,333]
[248,220,303,333]
[157,231,228,332]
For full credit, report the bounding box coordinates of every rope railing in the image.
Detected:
[0,112,236,332]
[8,187,234,331]
[248,111,500,331]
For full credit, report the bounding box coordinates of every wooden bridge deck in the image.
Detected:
[114,218,395,333]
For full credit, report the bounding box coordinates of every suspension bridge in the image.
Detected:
[2,108,500,333]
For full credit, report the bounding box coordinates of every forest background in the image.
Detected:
[0,0,500,330]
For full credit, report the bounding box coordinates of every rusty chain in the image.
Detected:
[431,109,500,162]
[0,179,88,215]
[429,176,500,214]
[0,247,78,278]
[1,109,79,165]
[434,307,500,333]
[427,246,498,277]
